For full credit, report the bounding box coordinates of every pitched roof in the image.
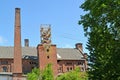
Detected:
[0,47,37,59]
[57,48,84,60]
[0,47,14,58]
[0,46,84,60]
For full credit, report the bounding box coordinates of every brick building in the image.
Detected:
[0,43,87,74]
[0,8,87,79]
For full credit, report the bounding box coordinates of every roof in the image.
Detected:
[57,48,84,60]
[0,46,84,60]
[0,47,37,59]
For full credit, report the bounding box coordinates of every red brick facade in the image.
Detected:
[0,56,87,75]
[0,59,13,72]
[57,60,86,74]
[37,44,58,76]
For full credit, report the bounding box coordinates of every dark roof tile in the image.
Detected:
[0,47,84,60]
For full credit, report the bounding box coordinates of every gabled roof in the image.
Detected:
[0,47,37,59]
[0,46,84,60]
[57,48,84,60]
[0,47,14,58]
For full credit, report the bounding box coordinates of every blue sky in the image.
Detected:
[0,0,88,53]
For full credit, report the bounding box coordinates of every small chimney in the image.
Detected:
[24,39,29,47]
[75,43,83,52]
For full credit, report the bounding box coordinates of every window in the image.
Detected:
[1,61,8,65]
[81,67,85,71]
[67,67,69,71]
[57,60,60,62]
[46,49,49,52]
[66,67,73,72]
[66,62,72,65]
[70,67,72,70]
[58,67,62,73]
[29,62,37,64]
[2,66,8,72]
[47,56,49,59]
[77,62,83,65]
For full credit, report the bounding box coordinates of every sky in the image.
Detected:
[0,0,88,53]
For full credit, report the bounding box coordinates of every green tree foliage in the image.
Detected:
[56,67,88,80]
[42,64,54,80]
[79,0,120,80]
[27,64,54,80]
[27,68,42,80]
[27,66,88,80]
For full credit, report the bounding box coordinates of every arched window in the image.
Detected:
[2,66,8,72]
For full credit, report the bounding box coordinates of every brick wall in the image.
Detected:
[57,60,86,73]
[37,44,58,76]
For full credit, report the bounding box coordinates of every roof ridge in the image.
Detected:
[57,48,74,49]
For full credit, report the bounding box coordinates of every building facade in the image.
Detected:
[0,8,88,79]
[0,43,87,74]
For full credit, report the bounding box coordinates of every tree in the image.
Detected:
[27,68,42,80]
[42,64,54,80]
[56,67,88,80]
[27,64,54,80]
[79,0,120,80]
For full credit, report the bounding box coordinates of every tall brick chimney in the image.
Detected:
[13,8,22,79]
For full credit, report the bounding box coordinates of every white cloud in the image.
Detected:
[0,36,6,44]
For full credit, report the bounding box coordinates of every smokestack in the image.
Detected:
[24,39,29,47]
[13,8,22,75]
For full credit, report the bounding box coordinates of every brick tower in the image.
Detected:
[13,8,22,79]
[37,25,58,76]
